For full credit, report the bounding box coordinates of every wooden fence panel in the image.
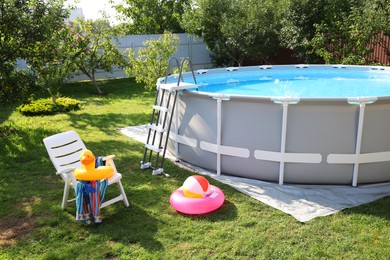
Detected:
[367,31,390,65]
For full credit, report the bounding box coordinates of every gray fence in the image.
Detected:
[16,33,212,81]
[71,33,212,81]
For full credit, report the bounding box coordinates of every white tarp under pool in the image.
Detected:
[119,125,390,222]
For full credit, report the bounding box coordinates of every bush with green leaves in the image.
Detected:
[17,97,81,116]
[124,33,179,91]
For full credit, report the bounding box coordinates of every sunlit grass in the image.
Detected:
[0,78,389,259]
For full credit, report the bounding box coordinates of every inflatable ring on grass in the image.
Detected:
[170,175,224,214]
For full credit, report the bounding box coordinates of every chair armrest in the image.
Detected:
[102,155,118,173]
[56,167,78,190]
[56,168,76,175]
[102,155,115,161]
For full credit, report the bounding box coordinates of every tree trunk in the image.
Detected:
[51,94,57,104]
[80,68,104,95]
[91,69,102,95]
[91,77,103,95]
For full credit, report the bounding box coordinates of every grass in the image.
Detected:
[1,78,390,259]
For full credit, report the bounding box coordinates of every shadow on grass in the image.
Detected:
[90,205,164,252]
[172,199,238,222]
[342,196,390,221]
[65,112,149,132]
[0,103,20,125]
[0,126,59,171]
[62,78,155,101]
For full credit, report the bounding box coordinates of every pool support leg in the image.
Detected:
[279,101,289,185]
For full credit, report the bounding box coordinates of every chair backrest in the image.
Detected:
[43,130,87,174]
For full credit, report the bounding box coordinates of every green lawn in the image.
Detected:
[1,78,389,259]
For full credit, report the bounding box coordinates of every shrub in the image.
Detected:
[124,33,179,91]
[17,97,81,116]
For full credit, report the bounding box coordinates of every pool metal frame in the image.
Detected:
[161,65,390,186]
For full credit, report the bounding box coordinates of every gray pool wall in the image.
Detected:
[164,65,390,185]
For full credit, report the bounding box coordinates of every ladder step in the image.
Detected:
[159,82,197,91]
[145,144,162,153]
[148,123,166,133]
[153,105,169,113]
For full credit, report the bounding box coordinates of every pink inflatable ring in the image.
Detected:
[170,185,225,215]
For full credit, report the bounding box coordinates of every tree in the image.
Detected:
[310,0,370,64]
[278,0,327,63]
[181,0,234,66]
[0,0,69,102]
[114,0,190,34]
[181,0,281,66]
[220,0,281,65]
[67,19,128,94]
[124,33,179,90]
[0,0,68,66]
[353,0,390,65]
[27,21,81,103]
[279,0,390,64]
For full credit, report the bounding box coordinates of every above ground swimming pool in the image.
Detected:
[161,65,390,186]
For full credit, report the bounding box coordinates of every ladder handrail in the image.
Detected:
[164,57,197,88]
[178,57,197,86]
[164,57,181,84]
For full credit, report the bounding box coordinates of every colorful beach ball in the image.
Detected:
[182,175,211,198]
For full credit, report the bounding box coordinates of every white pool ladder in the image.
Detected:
[140,57,197,176]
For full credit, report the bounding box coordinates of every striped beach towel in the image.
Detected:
[75,156,108,224]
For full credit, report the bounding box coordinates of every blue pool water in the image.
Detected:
[188,68,390,98]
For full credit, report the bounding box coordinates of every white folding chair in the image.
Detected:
[43,130,129,210]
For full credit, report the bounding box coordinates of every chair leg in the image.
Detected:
[62,180,71,210]
[117,181,129,207]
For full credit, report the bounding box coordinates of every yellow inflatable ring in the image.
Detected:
[74,150,114,181]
